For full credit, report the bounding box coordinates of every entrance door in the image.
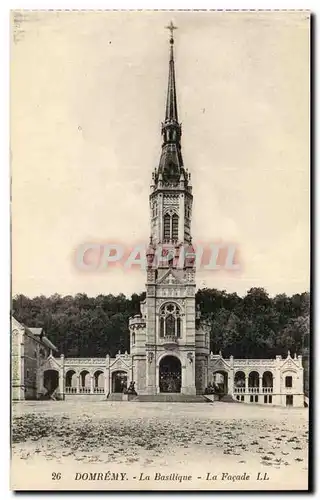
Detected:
[159,355,181,393]
[112,371,127,393]
[43,370,59,397]
[286,395,293,406]
[212,371,228,395]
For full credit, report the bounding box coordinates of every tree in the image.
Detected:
[12,288,309,358]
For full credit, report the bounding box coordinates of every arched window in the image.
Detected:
[152,202,157,218]
[65,370,76,388]
[172,214,179,240]
[163,212,179,242]
[166,314,175,335]
[160,316,165,337]
[177,316,181,337]
[159,303,182,338]
[164,214,171,240]
[94,370,104,389]
[80,370,90,387]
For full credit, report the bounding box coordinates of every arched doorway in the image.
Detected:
[112,371,127,393]
[234,371,245,390]
[79,370,90,393]
[248,371,260,392]
[65,369,77,394]
[212,371,228,395]
[262,371,273,392]
[43,369,59,397]
[94,370,105,393]
[159,355,181,393]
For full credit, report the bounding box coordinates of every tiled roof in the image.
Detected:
[11,316,58,352]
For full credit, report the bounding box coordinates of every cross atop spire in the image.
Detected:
[165,21,178,43]
[165,22,179,123]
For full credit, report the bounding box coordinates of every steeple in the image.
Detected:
[149,23,193,247]
[165,30,179,123]
[155,22,187,187]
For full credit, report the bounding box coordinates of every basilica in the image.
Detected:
[11,27,305,407]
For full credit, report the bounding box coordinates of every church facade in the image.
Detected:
[129,30,208,396]
[11,30,305,407]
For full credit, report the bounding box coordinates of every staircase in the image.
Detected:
[39,388,59,401]
[107,393,125,402]
[130,393,209,403]
[219,394,239,403]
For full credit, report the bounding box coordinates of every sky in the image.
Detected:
[11,10,310,298]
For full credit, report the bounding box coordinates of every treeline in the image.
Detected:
[197,288,309,358]
[12,288,309,359]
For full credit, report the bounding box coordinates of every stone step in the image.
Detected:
[219,394,239,403]
[64,394,107,401]
[107,393,126,402]
[203,394,220,402]
[130,393,209,403]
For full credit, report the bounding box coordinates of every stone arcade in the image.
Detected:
[11,27,305,407]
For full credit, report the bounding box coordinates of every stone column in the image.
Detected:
[273,360,282,405]
[105,356,110,396]
[259,375,263,394]
[181,364,187,393]
[229,356,234,394]
[58,355,64,400]
[245,374,249,393]
[76,375,80,394]
[228,373,234,395]
[155,361,160,394]
[146,352,156,394]
[90,374,94,394]
[274,368,281,394]
[104,369,109,396]
[204,357,208,390]
[58,371,64,399]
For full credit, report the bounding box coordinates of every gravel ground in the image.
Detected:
[11,400,309,491]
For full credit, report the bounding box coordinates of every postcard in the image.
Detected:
[11,10,310,491]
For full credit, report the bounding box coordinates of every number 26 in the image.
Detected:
[52,472,61,480]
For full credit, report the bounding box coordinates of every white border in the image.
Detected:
[1,1,316,499]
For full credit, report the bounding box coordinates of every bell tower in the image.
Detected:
[149,23,192,248]
[130,23,209,396]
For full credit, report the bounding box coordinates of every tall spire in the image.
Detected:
[165,22,178,123]
[155,22,186,186]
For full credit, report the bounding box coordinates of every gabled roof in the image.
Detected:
[11,316,57,352]
[157,268,184,285]
[12,316,24,331]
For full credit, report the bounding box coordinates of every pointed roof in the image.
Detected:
[154,24,188,186]
[165,40,179,123]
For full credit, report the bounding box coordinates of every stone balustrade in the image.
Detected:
[64,358,105,365]
[159,335,178,346]
[234,386,274,394]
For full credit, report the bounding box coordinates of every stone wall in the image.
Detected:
[12,322,23,400]
[12,318,52,400]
